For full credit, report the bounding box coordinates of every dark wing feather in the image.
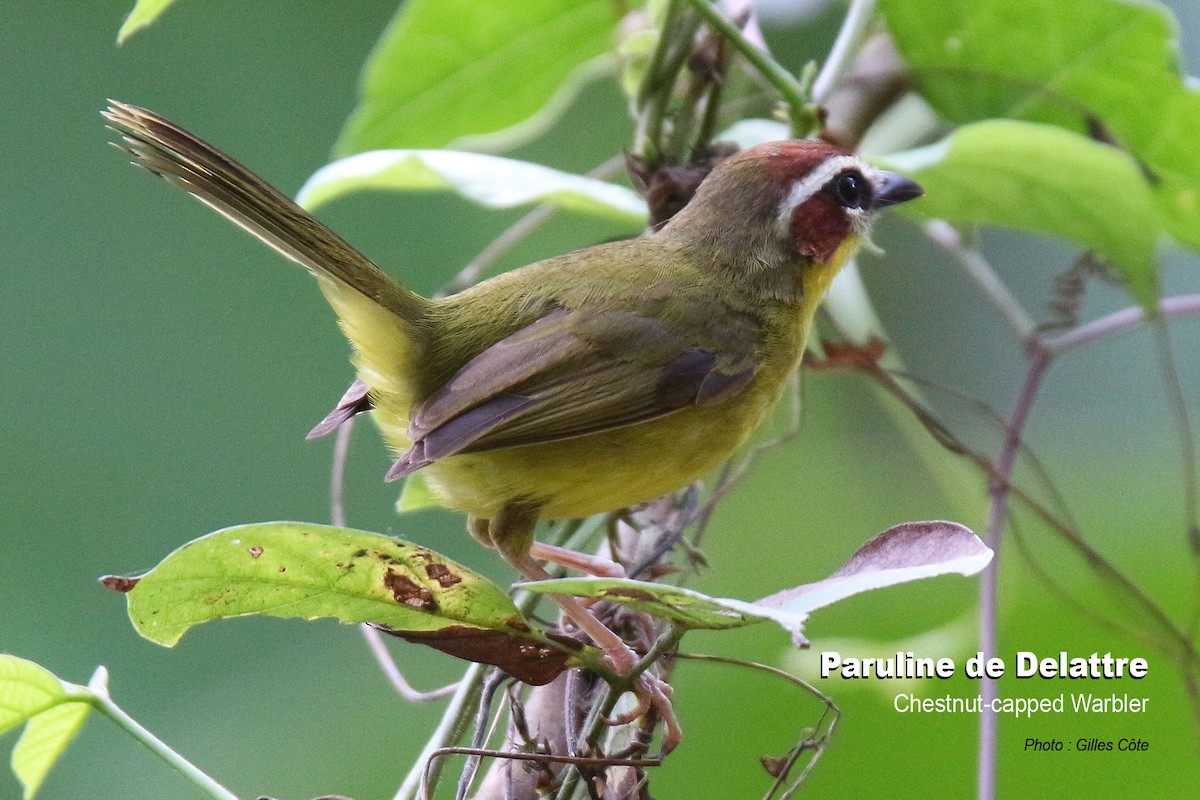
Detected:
[307,378,373,439]
[386,308,756,481]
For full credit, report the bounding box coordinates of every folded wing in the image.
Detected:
[386,307,756,480]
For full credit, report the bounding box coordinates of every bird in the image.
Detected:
[104,100,922,748]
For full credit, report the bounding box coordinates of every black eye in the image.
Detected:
[830,171,869,209]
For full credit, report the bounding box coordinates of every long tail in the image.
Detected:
[105,101,430,437]
[103,100,425,323]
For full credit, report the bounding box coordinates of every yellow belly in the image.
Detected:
[414,371,783,520]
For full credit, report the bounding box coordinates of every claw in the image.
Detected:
[602,652,682,753]
[506,547,684,751]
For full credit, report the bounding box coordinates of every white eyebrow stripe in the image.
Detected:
[775,153,870,228]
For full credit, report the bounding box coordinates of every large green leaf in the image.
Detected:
[336,0,621,155]
[297,149,647,225]
[881,0,1200,251]
[885,120,1162,308]
[110,523,585,683]
[115,523,526,646]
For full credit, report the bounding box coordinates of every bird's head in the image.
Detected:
[661,140,922,302]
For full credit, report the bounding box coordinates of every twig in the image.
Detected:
[865,359,1200,653]
[438,155,629,297]
[454,670,512,800]
[1148,322,1200,555]
[86,669,239,800]
[552,682,634,800]
[924,220,1037,342]
[329,416,353,528]
[439,206,559,297]
[811,0,878,106]
[852,347,1200,794]
[682,0,813,132]
[1005,515,1165,651]
[394,664,489,800]
[635,0,682,112]
[429,746,658,781]
[635,0,700,157]
[360,626,460,702]
[672,654,840,800]
[972,292,1200,798]
[693,73,727,155]
[887,367,1077,528]
[1041,294,1200,354]
[330,417,460,701]
[977,345,1050,800]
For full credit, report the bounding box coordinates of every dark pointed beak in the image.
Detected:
[874,172,923,207]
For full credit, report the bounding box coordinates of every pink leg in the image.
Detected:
[483,505,681,752]
[509,551,682,752]
[529,541,626,578]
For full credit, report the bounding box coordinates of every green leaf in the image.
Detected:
[336,0,622,155]
[0,657,70,738]
[718,118,790,149]
[0,656,92,800]
[881,0,1200,252]
[13,703,90,799]
[112,523,589,683]
[523,522,991,645]
[117,0,178,44]
[885,120,1162,308]
[118,523,529,646]
[296,149,647,224]
[518,577,810,638]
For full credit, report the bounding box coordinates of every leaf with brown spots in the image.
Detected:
[99,575,139,593]
[112,522,582,681]
[382,625,582,685]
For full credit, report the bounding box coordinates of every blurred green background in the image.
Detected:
[4,1,1200,798]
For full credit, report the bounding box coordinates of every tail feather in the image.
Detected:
[106,101,430,441]
[103,100,425,322]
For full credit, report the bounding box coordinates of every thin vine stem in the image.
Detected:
[977,345,1051,800]
[329,415,352,528]
[865,362,1200,665]
[674,654,840,800]
[328,418,460,702]
[1148,322,1200,555]
[970,294,1200,797]
[437,155,627,296]
[635,0,697,156]
[394,664,489,800]
[932,219,1200,799]
[811,0,878,105]
[86,670,238,800]
[925,220,1037,342]
[682,0,813,132]
[1042,294,1200,354]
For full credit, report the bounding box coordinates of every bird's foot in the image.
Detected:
[602,645,682,753]
[504,546,682,751]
